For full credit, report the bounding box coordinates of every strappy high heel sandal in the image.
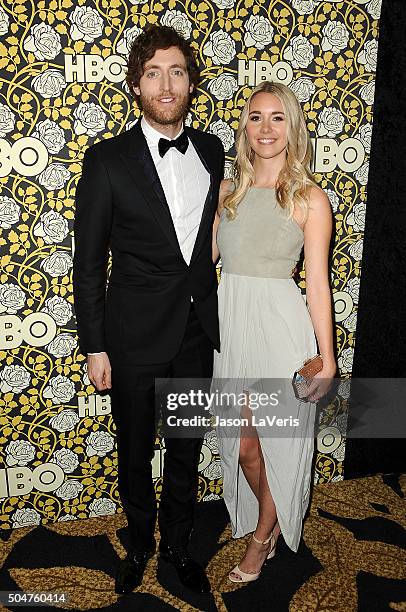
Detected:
[228,530,276,583]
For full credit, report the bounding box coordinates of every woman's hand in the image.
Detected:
[305,362,337,402]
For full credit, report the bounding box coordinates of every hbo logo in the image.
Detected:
[0,137,48,178]
[0,464,64,497]
[0,313,56,349]
[311,138,365,173]
[64,54,127,83]
[238,60,293,86]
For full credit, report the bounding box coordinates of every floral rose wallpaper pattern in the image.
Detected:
[0,0,380,528]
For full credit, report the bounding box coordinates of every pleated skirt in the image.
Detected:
[212,272,317,552]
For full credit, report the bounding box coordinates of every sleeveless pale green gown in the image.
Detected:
[213,186,317,552]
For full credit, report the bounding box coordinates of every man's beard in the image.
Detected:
[140,91,189,126]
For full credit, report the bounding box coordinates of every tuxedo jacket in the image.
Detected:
[73,119,224,364]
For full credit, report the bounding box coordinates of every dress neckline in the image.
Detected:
[246,186,304,235]
[250,185,276,190]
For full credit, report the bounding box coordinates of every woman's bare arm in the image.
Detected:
[303,186,336,378]
[212,179,232,263]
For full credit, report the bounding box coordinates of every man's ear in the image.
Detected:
[189,83,194,94]
[133,85,140,96]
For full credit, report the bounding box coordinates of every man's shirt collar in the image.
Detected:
[141,115,184,146]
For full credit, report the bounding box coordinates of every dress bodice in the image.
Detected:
[217,187,304,278]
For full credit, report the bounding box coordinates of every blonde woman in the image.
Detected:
[212,81,336,582]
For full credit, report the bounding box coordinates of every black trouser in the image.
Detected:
[110,304,213,553]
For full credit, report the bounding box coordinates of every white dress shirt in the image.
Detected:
[88,117,210,355]
[140,116,210,264]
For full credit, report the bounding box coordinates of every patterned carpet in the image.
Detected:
[0,473,405,612]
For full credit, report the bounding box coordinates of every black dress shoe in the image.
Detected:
[159,544,211,594]
[115,548,155,595]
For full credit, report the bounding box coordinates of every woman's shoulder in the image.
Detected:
[220,178,234,195]
[307,184,331,211]
[304,184,333,234]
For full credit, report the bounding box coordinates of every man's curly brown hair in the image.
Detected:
[125,25,200,102]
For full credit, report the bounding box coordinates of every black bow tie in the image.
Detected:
[158,131,189,157]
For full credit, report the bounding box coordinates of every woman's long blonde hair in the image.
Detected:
[224,81,318,221]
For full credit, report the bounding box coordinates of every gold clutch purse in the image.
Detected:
[292,355,323,400]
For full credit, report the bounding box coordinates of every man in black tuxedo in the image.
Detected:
[73,25,224,595]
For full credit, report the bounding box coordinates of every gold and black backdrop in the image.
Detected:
[0,0,380,529]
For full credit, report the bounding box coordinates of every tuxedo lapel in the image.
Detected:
[186,128,216,266]
[120,120,183,259]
